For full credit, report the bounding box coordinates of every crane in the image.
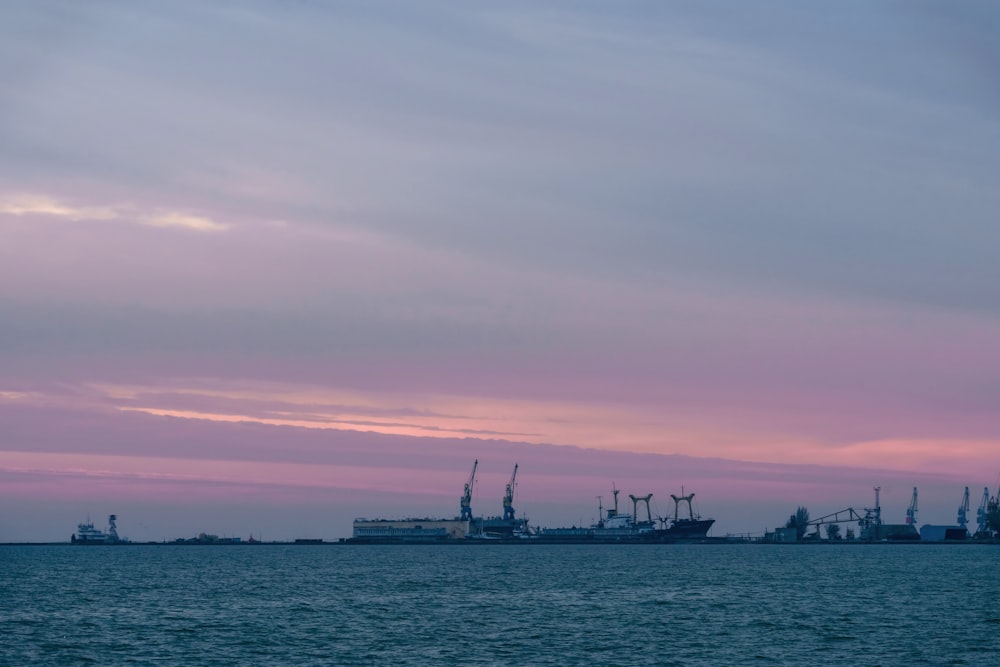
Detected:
[905,487,918,526]
[628,493,653,524]
[670,489,697,522]
[957,486,970,529]
[976,486,991,537]
[859,487,882,538]
[502,463,518,520]
[460,459,478,521]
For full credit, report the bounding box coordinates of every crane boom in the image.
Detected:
[957,486,970,529]
[460,459,478,521]
[905,487,918,526]
[975,486,990,537]
[503,463,518,520]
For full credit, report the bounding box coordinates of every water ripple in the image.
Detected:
[2,544,999,665]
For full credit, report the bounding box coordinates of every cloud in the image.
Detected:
[0,194,117,221]
[2,3,998,314]
[142,212,228,232]
[0,192,228,232]
[0,390,33,399]
[5,377,999,481]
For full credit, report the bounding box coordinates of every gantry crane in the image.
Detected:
[670,489,697,522]
[629,493,653,524]
[460,459,478,521]
[502,463,518,520]
[905,487,918,526]
[957,486,970,530]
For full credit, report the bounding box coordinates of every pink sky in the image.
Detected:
[2,3,999,541]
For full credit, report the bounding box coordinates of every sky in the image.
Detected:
[2,1,999,541]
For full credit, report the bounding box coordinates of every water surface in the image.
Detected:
[3,544,997,665]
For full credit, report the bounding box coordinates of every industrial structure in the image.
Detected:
[975,486,992,538]
[957,486,970,531]
[351,459,530,542]
[919,486,970,541]
[905,487,918,528]
[777,483,1000,542]
[857,486,919,540]
[502,464,518,521]
[459,459,477,522]
[350,463,714,543]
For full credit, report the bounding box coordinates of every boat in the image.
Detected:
[537,485,715,543]
[658,488,716,539]
[71,514,125,544]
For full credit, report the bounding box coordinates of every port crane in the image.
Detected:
[905,487,918,526]
[502,463,518,520]
[975,486,991,538]
[805,508,867,528]
[856,487,883,539]
[460,459,478,521]
[957,487,970,530]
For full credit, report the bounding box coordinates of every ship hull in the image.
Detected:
[658,518,716,539]
[536,518,715,544]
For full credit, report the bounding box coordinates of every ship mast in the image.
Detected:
[607,483,620,520]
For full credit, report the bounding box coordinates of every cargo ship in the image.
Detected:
[536,484,714,543]
[348,462,714,544]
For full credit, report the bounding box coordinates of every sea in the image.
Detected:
[2,543,998,666]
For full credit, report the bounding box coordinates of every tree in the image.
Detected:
[825,524,841,540]
[845,527,855,541]
[785,506,810,540]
